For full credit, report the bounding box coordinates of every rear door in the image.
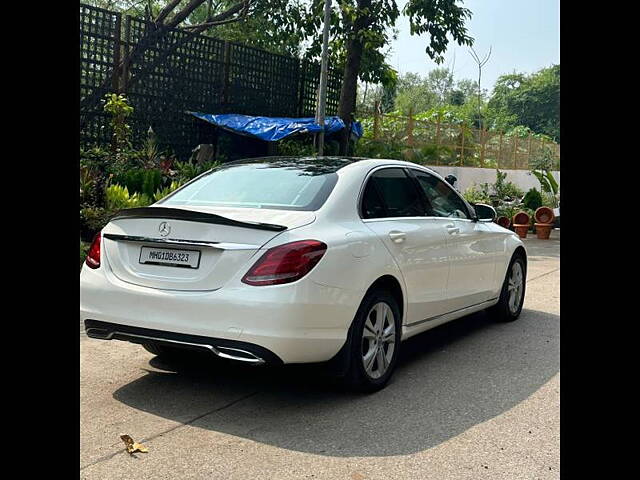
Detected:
[360,167,451,324]
[411,170,499,310]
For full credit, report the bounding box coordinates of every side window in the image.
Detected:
[414,172,470,219]
[361,181,386,219]
[361,168,425,218]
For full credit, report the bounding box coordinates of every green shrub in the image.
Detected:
[463,184,492,204]
[523,188,543,211]
[80,207,111,240]
[174,160,221,183]
[105,184,152,211]
[353,139,404,159]
[141,169,162,198]
[114,168,162,198]
[103,93,133,149]
[541,191,557,208]
[277,138,316,156]
[154,181,183,202]
[81,185,153,239]
[493,169,524,201]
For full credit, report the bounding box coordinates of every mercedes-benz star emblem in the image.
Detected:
[158,221,171,237]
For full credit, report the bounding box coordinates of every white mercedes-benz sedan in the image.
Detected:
[81,157,526,391]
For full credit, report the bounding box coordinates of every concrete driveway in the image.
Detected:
[80,231,559,479]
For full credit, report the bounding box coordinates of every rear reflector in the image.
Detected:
[85,233,101,269]
[241,240,327,286]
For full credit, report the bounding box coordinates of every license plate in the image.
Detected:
[139,246,201,269]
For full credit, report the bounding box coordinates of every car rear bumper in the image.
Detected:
[80,265,361,364]
[84,319,283,365]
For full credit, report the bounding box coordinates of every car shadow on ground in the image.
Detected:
[113,308,559,457]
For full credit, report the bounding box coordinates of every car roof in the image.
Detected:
[222,156,440,177]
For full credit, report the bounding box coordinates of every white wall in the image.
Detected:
[424,165,560,193]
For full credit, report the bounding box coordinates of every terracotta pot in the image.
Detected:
[497,216,511,229]
[512,211,530,226]
[535,206,555,224]
[513,224,529,238]
[535,223,553,240]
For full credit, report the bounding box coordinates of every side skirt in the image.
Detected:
[401,297,499,340]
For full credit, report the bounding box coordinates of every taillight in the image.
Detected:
[242,240,327,286]
[85,233,101,269]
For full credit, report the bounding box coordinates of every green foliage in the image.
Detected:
[523,188,543,211]
[426,68,455,105]
[532,170,558,195]
[80,145,111,170]
[393,73,439,114]
[529,144,559,206]
[142,169,162,198]
[463,170,524,222]
[103,93,134,149]
[114,168,163,198]
[353,139,404,159]
[463,184,491,204]
[80,166,96,204]
[80,239,89,269]
[80,207,111,239]
[404,144,456,165]
[530,144,558,170]
[447,89,465,106]
[299,0,474,131]
[139,128,160,167]
[493,169,524,201]
[402,1,474,64]
[277,138,316,157]
[105,184,152,211]
[487,65,560,141]
[80,184,152,241]
[174,160,221,183]
[378,70,484,116]
[154,181,183,202]
[541,191,557,208]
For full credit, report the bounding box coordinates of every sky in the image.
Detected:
[390,0,560,92]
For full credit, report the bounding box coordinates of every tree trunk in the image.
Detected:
[337,37,364,154]
[337,0,371,155]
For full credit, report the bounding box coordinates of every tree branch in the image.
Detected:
[182,16,245,30]
[181,1,251,32]
[154,0,183,24]
[165,0,208,29]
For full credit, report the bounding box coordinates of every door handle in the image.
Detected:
[445,224,460,234]
[388,231,406,243]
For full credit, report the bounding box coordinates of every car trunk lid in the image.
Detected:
[102,206,315,291]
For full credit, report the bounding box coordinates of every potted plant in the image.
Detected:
[496,216,511,229]
[534,206,555,240]
[512,211,530,238]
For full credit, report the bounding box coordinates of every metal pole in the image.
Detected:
[315,0,331,156]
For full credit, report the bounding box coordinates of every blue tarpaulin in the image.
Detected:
[187,112,362,142]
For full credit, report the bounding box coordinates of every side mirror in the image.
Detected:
[474,203,496,222]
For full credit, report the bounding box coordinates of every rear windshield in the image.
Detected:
[159,163,339,211]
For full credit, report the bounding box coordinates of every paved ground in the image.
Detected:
[80,230,559,479]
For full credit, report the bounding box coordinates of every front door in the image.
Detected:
[411,170,498,311]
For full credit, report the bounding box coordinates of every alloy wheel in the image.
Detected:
[361,302,396,379]
[507,262,524,314]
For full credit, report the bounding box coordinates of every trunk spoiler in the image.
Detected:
[111,207,287,232]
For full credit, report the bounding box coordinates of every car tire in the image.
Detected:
[343,289,402,393]
[489,253,527,322]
